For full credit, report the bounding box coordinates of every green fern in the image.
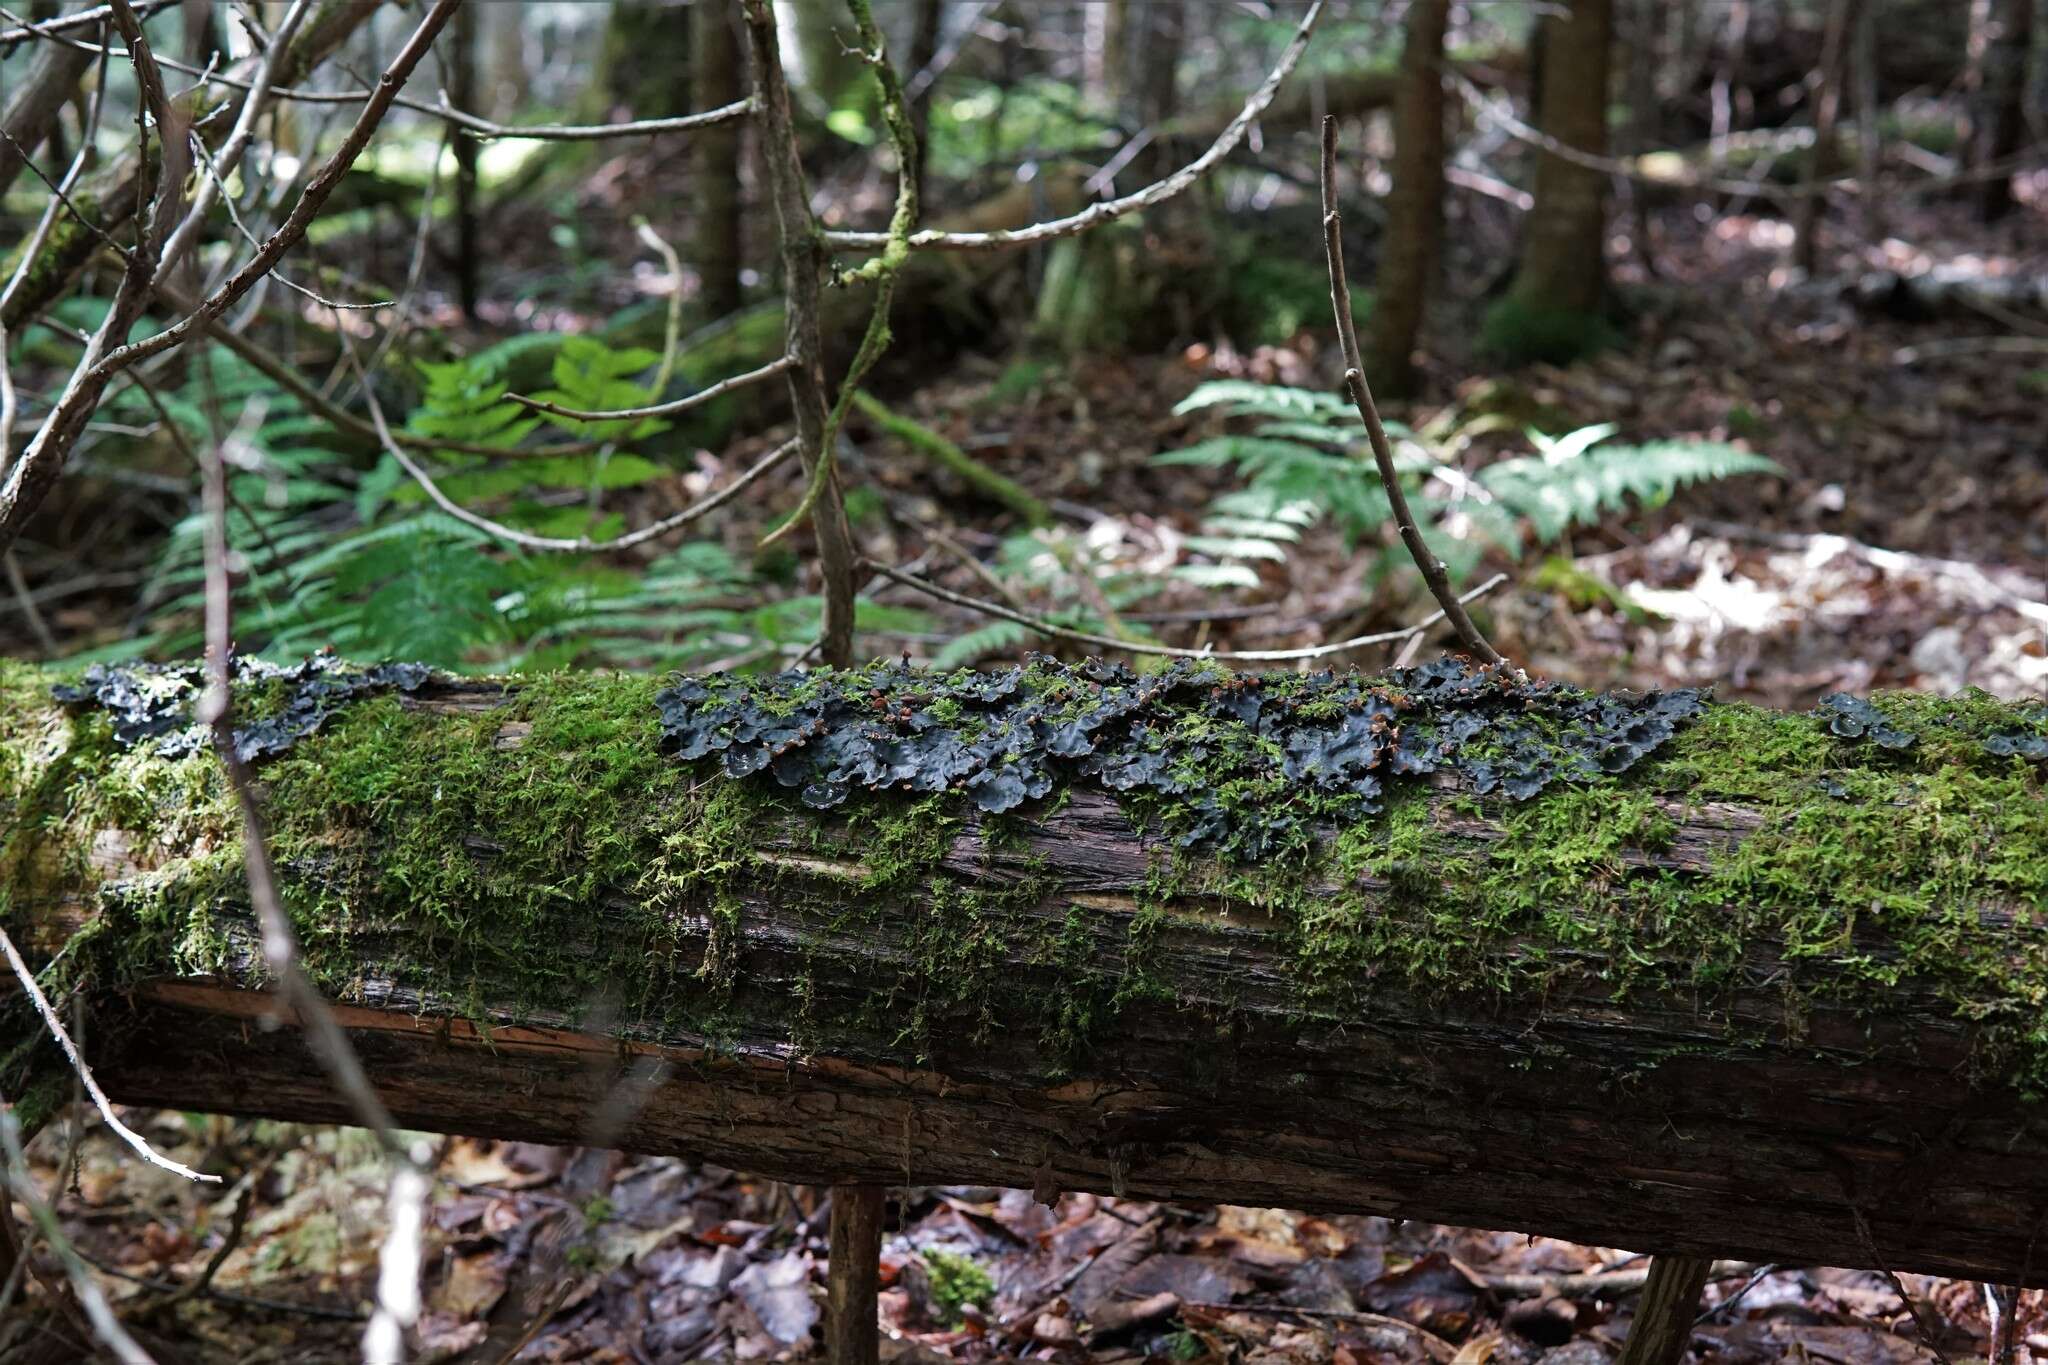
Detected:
[1156,380,1780,589]
[103,342,917,672]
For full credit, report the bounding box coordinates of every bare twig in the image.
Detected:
[0,925,218,1183]
[0,322,17,476]
[7,19,757,141]
[740,0,858,666]
[362,1147,432,1363]
[0,1107,156,1362]
[0,0,459,554]
[424,91,757,142]
[1847,1203,1959,1365]
[866,557,1507,662]
[822,1,1323,253]
[510,354,795,424]
[762,0,919,551]
[1320,116,1504,666]
[358,326,800,553]
[3,552,55,652]
[0,0,174,48]
[154,0,311,283]
[635,220,686,401]
[144,279,597,460]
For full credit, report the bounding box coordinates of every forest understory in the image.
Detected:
[3,1,2045,1361]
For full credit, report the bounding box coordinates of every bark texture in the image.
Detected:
[1505,0,1614,318]
[693,0,748,319]
[1365,0,1451,397]
[0,34,95,201]
[5,666,2047,1287]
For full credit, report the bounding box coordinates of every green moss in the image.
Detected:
[922,1248,996,1323]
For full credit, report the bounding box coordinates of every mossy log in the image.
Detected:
[3,659,2047,1285]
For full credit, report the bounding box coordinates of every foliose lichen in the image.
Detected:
[51,653,430,763]
[656,655,1706,856]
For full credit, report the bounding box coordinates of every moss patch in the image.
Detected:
[8,660,2046,1096]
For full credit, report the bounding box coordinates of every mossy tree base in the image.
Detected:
[4,665,2046,1286]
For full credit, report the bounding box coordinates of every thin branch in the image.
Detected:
[366,340,801,554]
[154,0,312,283]
[3,552,55,652]
[0,0,174,48]
[0,322,16,477]
[762,0,920,551]
[89,0,458,376]
[0,1106,157,1362]
[0,38,112,325]
[635,220,686,401]
[1320,115,1503,666]
[510,354,795,424]
[1457,73,2041,204]
[821,1,1323,253]
[865,557,1508,662]
[6,20,757,141]
[424,92,758,142]
[1846,1202,1959,1365]
[146,279,598,460]
[0,925,218,1183]
[0,126,130,263]
[0,0,459,554]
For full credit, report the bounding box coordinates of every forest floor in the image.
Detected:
[9,174,2047,1361]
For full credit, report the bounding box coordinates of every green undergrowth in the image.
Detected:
[4,659,2045,1092]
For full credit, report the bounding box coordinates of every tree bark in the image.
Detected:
[1615,1256,1714,1365]
[1792,0,1852,275]
[1966,0,2037,220]
[1504,0,1614,319]
[0,35,96,202]
[693,0,747,318]
[6,669,2048,1287]
[1364,0,1451,398]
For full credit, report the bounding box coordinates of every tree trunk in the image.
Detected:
[450,0,483,321]
[1503,0,1614,321]
[1364,0,1451,398]
[5,664,2048,1286]
[1792,0,1852,275]
[596,0,695,120]
[1967,0,2037,220]
[1133,0,1188,188]
[0,37,96,202]
[1615,1256,1714,1365]
[693,0,747,319]
[905,0,944,208]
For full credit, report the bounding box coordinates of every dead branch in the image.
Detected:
[1319,116,1504,666]
[0,0,460,556]
[864,557,1507,662]
[820,1,1323,254]
[510,355,797,424]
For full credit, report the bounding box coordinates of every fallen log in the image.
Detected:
[3,656,2046,1285]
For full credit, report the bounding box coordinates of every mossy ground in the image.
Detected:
[4,659,2044,1095]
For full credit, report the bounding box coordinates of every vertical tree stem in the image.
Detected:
[1616,1255,1714,1365]
[826,1184,885,1365]
[739,0,858,668]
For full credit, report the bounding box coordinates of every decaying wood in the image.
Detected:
[7,675,2048,1289]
